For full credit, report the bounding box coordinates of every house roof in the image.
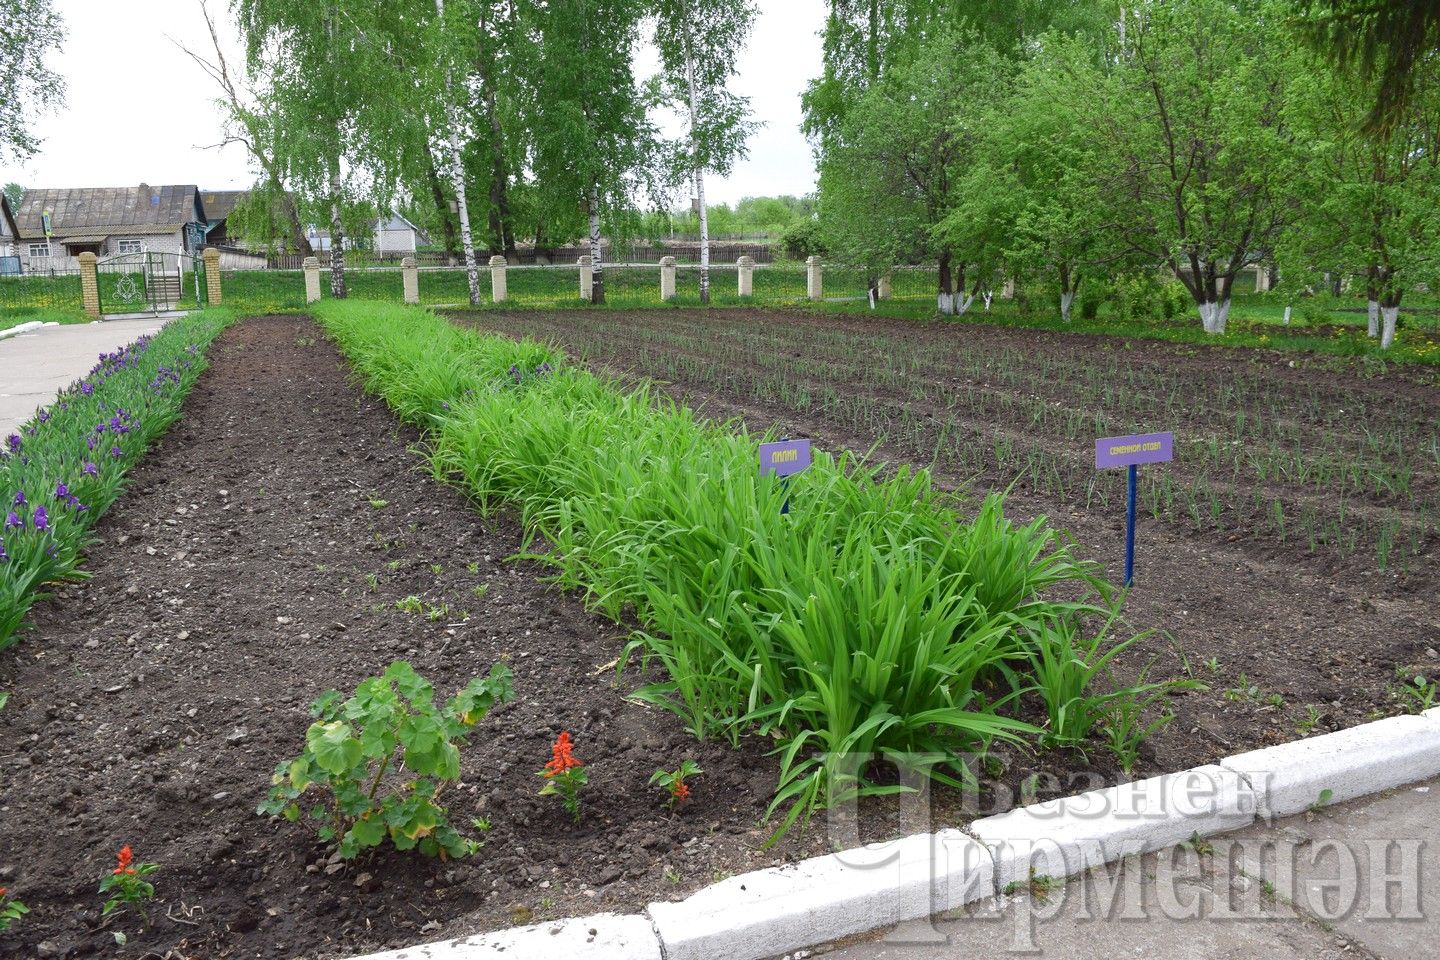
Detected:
[13,184,205,240]
[201,189,247,223]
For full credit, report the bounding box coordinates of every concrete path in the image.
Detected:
[0,317,171,438]
[811,779,1437,960]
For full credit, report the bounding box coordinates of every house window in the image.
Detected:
[28,242,50,258]
[116,238,144,254]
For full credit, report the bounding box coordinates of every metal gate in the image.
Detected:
[96,251,207,315]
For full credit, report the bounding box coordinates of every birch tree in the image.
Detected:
[429,0,481,304]
[0,0,65,163]
[651,0,757,304]
[235,0,395,297]
[523,0,652,305]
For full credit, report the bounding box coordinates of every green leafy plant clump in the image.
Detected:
[315,301,1169,833]
[260,660,514,859]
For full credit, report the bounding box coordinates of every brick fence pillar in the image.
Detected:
[203,248,223,306]
[737,255,755,298]
[79,252,100,318]
[659,256,677,301]
[402,256,419,305]
[489,255,508,303]
[806,256,823,301]
[578,256,593,301]
[303,257,321,303]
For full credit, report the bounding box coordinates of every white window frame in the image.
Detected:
[116,238,145,255]
[28,242,50,258]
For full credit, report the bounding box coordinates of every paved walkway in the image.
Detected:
[0,318,172,438]
[816,779,1437,960]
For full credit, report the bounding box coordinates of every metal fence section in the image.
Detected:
[95,252,208,315]
[0,263,87,320]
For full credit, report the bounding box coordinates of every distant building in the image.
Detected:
[12,184,207,271]
[0,195,19,274]
[201,189,248,246]
[374,213,430,254]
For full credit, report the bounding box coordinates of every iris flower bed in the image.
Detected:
[0,309,234,650]
[317,301,1164,830]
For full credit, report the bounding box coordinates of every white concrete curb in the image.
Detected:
[0,321,58,340]
[346,711,1440,960]
[969,763,1255,891]
[349,912,661,960]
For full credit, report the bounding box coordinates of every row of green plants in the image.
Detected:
[315,300,1170,833]
[466,307,1437,573]
[0,309,235,651]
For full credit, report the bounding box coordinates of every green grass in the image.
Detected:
[315,299,1165,834]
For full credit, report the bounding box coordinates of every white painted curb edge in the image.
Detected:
[0,320,58,340]
[348,709,1440,960]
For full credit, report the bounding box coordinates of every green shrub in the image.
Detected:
[259,661,514,859]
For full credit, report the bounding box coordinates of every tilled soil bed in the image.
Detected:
[0,315,841,959]
[454,308,1440,777]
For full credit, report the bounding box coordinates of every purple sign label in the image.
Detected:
[1096,432,1175,469]
[760,439,813,477]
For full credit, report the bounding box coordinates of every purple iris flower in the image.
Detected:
[33,506,48,531]
[80,382,94,396]
[13,491,26,507]
[5,511,21,530]
[110,446,124,459]
[0,538,8,562]
[55,482,69,499]
[37,409,50,423]
[86,436,98,451]
[67,496,88,512]
[5,434,19,454]
[83,461,99,477]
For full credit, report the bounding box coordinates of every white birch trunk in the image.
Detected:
[588,185,604,305]
[1060,291,1075,323]
[1367,299,1380,338]
[683,30,710,305]
[1381,306,1398,349]
[328,162,347,299]
[435,0,480,305]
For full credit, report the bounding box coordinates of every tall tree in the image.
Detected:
[522,0,653,304]
[1281,46,1440,348]
[1076,0,1300,334]
[0,0,66,163]
[651,0,758,303]
[235,0,399,297]
[180,1,312,257]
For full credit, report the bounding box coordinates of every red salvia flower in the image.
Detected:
[113,846,136,876]
[542,731,581,777]
[671,781,690,801]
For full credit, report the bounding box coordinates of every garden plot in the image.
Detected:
[0,315,836,958]
[454,307,1440,772]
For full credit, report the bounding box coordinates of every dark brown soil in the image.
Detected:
[452,308,1440,778]
[0,316,837,959]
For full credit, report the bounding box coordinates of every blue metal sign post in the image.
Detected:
[1096,432,1175,588]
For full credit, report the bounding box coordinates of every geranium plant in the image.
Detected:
[650,760,703,809]
[537,731,587,822]
[259,660,513,859]
[98,846,158,925]
[0,885,28,933]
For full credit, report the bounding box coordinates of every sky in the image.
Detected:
[1,0,824,207]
